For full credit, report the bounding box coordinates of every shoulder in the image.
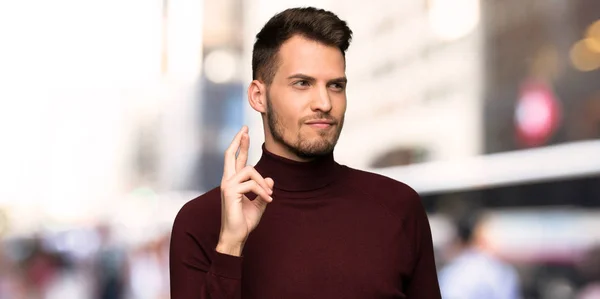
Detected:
[172,187,222,234]
[341,166,424,218]
[342,166,421,202]
[343,166,416,191]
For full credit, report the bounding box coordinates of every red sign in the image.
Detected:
[514,80,561,147]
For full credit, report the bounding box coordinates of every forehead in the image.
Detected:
[275,35,346,79]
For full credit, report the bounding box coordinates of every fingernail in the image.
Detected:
[268,188,273,195]
[269,196,273,201]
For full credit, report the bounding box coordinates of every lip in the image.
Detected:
[306,121,334,130]
[305,119,335,125]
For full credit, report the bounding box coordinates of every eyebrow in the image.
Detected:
[287,73,348,85]
[328,77,348,85]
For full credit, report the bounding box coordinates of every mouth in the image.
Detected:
[305,120,335,129]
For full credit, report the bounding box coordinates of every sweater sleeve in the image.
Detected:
[405,192,442,299]
[169,204,243,299]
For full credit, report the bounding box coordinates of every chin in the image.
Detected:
[296,138,336,156]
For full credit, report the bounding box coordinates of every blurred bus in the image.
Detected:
[373,140,600,298]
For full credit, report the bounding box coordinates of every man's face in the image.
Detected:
[265,35,347,159]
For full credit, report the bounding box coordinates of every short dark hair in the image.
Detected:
[456,213,480,244]
[252,7,353,85]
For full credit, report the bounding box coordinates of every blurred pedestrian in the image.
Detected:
[439,213,521,299]
[92,224,128,299]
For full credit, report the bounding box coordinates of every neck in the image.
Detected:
[255,143,340,192]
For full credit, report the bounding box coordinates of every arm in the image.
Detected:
[169,209,243,299]
[405,193,442,299]
[170,126,273,299]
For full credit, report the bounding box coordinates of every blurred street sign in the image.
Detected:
[515,80,562,147]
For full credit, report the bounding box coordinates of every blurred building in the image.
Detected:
[482,0,600,153]
[133,0,204,193]
[0,0,208,233]
[137,0,248,192]
[242,0,484,169]
[190,0,247,191]
[0,0,183,230]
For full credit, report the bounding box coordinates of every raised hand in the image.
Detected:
[216,126,275,256]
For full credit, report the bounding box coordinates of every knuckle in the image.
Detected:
[220,182,231,192]
[222,188,236,199]
[242,165,255,174]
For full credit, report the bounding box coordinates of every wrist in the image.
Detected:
[216,238,245,257]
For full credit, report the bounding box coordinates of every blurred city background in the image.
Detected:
[0,0,599,298]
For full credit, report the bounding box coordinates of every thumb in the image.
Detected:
[252,192,271,211]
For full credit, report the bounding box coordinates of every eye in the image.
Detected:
[293,80,310,87]
[329,83,346,91]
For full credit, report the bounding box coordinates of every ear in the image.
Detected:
[248,80,267,113]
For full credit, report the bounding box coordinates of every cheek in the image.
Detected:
[332,95,347,114]
[272,100,304,129]
[280,93,311,120]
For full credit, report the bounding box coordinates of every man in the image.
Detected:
[439,214,521,299]
[170,7,441,299]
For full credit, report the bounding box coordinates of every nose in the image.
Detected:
[310,86,332,113]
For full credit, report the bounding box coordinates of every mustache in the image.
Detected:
[300,113,338,124]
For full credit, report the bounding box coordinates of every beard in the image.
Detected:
[266,94,344,159]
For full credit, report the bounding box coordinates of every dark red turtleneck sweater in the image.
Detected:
[170,146,441,299]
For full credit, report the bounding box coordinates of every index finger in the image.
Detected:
[223,126,248,180]
[235,132,249,173]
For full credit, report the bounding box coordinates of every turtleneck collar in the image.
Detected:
[254,144,341,192]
